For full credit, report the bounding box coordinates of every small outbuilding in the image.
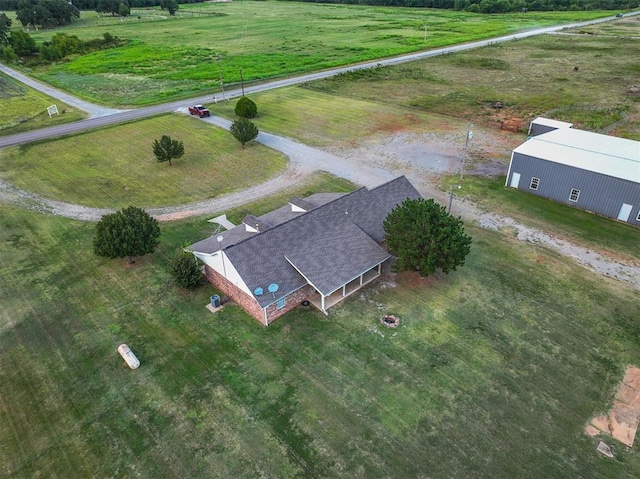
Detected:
[506,119,640,227]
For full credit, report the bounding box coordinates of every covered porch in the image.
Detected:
[308,263,383,314]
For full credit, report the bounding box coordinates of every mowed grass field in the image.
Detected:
[0,72,86,136]
[0,114,287,208]
[212,85,469,148]
[12,3,610,106]
[2,177,640,477]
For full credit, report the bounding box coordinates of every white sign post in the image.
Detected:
[47,105,59,118]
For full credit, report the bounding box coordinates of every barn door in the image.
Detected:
[617,203,633,222]
[510,172,521,188]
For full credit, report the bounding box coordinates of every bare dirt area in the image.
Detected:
[586,366,640,448]
[327,127,517,204]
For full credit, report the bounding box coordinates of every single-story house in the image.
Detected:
[506,119,640,226]
[189,176,422,326]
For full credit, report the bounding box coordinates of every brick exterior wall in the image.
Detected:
[204,265,314,326]
[264,284,316,325]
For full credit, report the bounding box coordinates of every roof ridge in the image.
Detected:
[224,185,368,251]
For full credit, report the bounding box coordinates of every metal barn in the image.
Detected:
[528,117,573,137]
[506,126,640,227]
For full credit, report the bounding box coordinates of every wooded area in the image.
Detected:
[287,0,637,12]
[0,0,636,12]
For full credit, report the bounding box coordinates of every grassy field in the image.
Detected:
[0,114,287,208]
[2,174,640,477]
[0,71,86,136]
[211,86,468,148]
[308,17,640,139]
[445,175,640,264]
[2,8,640,478]
[8,3,610,106]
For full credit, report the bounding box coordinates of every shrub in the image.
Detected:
[230,117,259,147]
[235,96,258,119]
[170,250,202,288]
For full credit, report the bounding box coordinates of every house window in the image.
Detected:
[569,188,580,202]
[277,297,286,310]
[529,177,540,190]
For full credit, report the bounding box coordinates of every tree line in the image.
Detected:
[282,0,638,11]
[0,0,205,10]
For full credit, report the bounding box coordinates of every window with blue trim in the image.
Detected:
[277,297,286,309]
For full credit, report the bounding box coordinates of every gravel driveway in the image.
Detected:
[1,109,638,290]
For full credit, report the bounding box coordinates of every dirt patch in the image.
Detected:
[370,112,423,134]
[627,85,640,97]
[586,366,640,447]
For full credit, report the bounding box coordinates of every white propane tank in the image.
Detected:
[117,344,140,369]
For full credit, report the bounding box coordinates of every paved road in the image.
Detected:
[0,63,127,118]
[0,11,636,149]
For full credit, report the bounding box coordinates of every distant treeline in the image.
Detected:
[0,0,636,11]
[282,0,638,12]
[0,0,205,9]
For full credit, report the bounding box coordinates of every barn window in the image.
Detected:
[277,297,286,310]
[569,189,580,202]
[637,211,640,221]
[529,177,540,190]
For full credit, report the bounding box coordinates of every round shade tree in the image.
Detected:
[383,198,472,276]
[234,96,257,119]
[152,135,184,166]
[170,249,202,288]
[93,206,160,264]
[230,117,259,147]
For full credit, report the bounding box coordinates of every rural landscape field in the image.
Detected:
[1,2,640,478]
[6,3,611,106]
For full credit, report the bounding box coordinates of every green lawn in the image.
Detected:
[0,71,86,136]
[1,179,639,477]
[0,114,287,208]
[447,175,640,264]
[12,3,610,106]
[212,86,468,148]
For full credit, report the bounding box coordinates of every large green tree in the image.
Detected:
[0,13,11,46]
[152,135,184,166]
[16,0,79,30]
[159,0,178,15]
[93,206,160,264]
[383,197,472,276]
[9,30,37,56]
[230,118,259,148]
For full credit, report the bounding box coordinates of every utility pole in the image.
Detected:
[215,55,225,101]
[239,67,245,97]
[460,123,473,184]
[424,25,428,43]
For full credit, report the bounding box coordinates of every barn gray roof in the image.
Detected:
[514,128,640,184]
[190,176,422,308]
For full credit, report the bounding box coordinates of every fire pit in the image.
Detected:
[380,314,400,328]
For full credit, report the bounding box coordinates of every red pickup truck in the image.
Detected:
[188,105,210,117]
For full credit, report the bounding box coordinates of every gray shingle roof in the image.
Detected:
[190,176,421,308]
[289,196,317,212]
